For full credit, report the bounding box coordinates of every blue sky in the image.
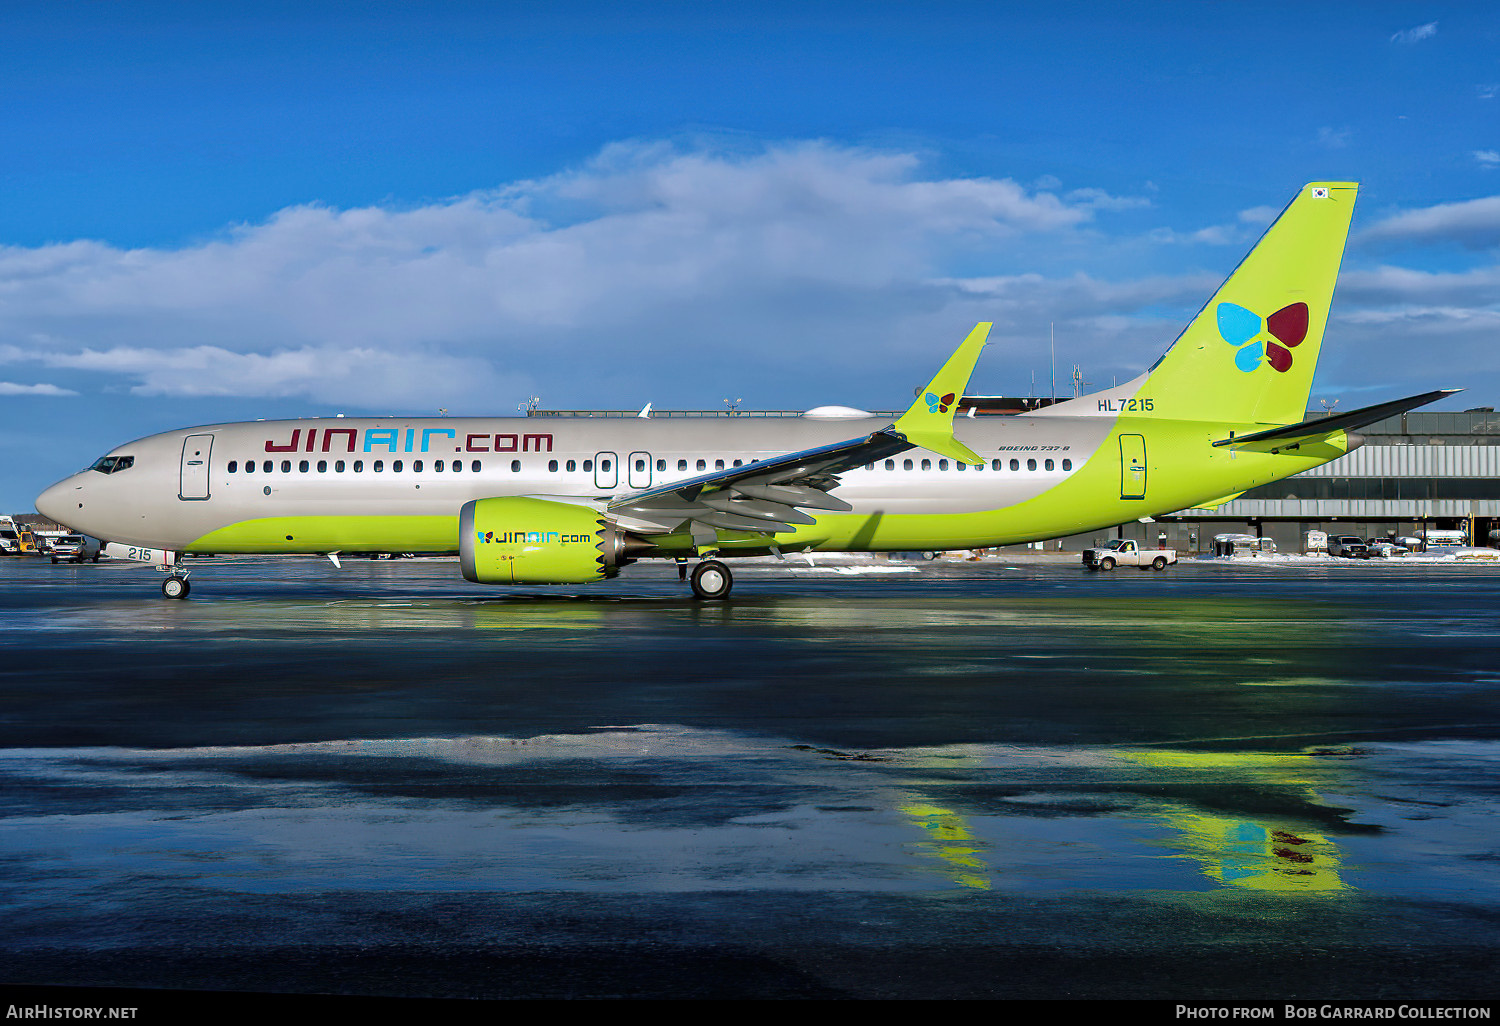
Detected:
[3,2,1499,509]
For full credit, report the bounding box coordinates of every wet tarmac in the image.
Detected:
[1,555,1498,1000]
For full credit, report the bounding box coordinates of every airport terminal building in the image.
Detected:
[1105,407,1500,554]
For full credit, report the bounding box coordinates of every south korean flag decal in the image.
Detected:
[1311,186,1330,199]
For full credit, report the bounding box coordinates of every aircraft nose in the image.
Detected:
[35,477,80,525]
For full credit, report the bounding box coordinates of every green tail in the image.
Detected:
[1142,182,1357,425]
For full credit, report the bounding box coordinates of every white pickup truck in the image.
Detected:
[1082,539,1177,571]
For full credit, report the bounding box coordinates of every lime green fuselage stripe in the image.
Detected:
[190,515,460,553]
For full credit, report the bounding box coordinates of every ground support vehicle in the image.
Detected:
[1328,536,1371,559]
[49,535,101,563]
[1083,539,1177,571]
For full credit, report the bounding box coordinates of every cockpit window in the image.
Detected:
[88,455,135,475]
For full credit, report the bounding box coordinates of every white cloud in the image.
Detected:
[1341,264,1500,306]
[1357,195,1500,249]
[1475,150,1500,169]
[1238,206,1280,226]
[0,141,1139,407]
[1390,22,1437,44]
[1318,126,1351,149]
[1,140,1496,409]
[25,346,517,408]
[1146,224,1239,245]
[1062,187,1151,213]
[0,381,77,396]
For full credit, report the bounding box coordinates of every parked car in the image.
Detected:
[1083,538,1177,571]
[1366,538,1407,558]
[49,534,101,563]
[1328,536,1370,559]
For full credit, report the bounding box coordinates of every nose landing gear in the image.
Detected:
[152,551,190,599]
[689,559,733,600]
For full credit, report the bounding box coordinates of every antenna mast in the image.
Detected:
[1050,322,1056,401]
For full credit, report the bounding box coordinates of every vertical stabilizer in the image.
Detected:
[1141,182,1357,425]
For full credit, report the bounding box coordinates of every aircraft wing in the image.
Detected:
[606,323,991,538]
[1212,389,1460,452]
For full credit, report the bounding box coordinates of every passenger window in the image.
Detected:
[956,462,966,472]
[262,460,272,473]
[584,460,593,472]
[715,459,724,470]
[1062,459,1072,471]
[656,460,666,471]
[1010,459,1020,471]
[354,460,363,472]
[634,459,645,472]
[228,461,238,473]
[373,460,383,472]
[567,460,577,472]
[1044,459,1054,471]
[733,459,742,467]
[335,460,346,472]
[246,461,256,474]
[938,459,948,471]
[1027,459,1037,471]
[885,460,894,471]
[471,461,480,472]
[992,459,1001,471]
[903,459,913,470]
[393,460,403,472]
[281,460,291,473]
[549,460,559,472]
[435,460,444,472]
[413,460,423,472]
[317,460,327,473]
[511,460,520,472]
[602,459,612,472]
[677,460,687,471]
[921,459,931,471]
[696,460,706,471]
[452,460,462,473]
[300,460,309,473]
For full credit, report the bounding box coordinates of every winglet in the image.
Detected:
[891,323,991,465]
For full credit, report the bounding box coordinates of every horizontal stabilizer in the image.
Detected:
[1188,492,1244,510]
[1213,389,1460,450]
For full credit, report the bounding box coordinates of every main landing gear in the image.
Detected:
[689,559,733,600]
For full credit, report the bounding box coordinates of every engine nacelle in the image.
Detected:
[459,496,648,584]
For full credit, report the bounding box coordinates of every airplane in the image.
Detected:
[36,181,1455,600]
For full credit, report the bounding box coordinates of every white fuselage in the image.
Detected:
[37,412,1116,553]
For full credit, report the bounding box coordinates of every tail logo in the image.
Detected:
[924,391,957,413]
[1216,302,1309,373]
